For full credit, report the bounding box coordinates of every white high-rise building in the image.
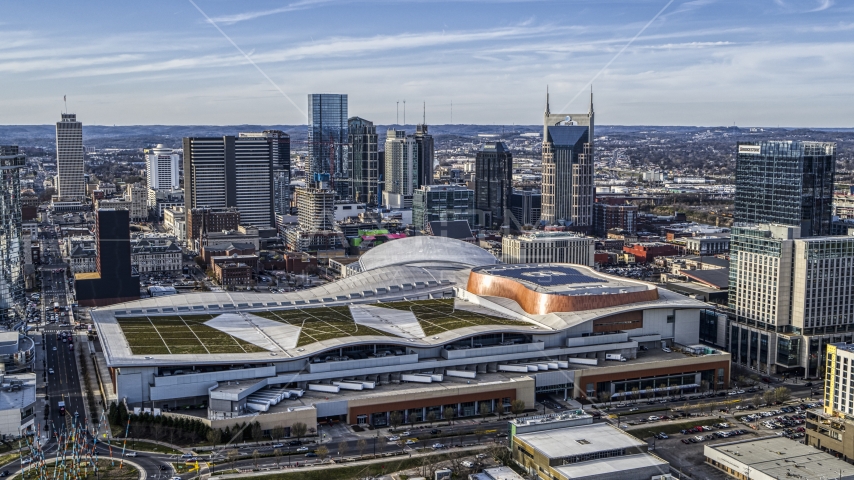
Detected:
[55,113,85,201]
[383,129,417,208]
[145,144,180,191]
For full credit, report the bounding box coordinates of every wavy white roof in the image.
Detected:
[358,236,499,271]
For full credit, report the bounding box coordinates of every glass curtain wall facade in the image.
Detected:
[55,113,85,200]
[348,117,378,206]
[474,142,513,228]
[0,146,26,325]
[735,141,835,237]
[308,94,348,193]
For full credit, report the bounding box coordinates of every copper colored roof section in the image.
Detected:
[465,264,659,315]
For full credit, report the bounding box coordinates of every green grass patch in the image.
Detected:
[122,440,182,455]
[117,315,266,355]
[380,299,532,336]
[626,418,722,440]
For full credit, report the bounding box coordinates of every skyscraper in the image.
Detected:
[348,117,379,206]
[260,130,291,216]
[183,133,276,228]
[144,144,181,190]
[541,91,594,229]
[383,129,418,208]
[55,113,85,201]
[474,142,512,228]
[0,146,25,325]
[75,209,140,307]
[734,141,835,236]
[307,94,348,182]
[726,140,849,377]
[413,124,434,188]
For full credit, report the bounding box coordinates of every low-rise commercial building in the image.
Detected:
[705,436,854,479]
[502,231,594,266]
[131,236,182,273]
[623,243,680,263]
[512,420,669,480]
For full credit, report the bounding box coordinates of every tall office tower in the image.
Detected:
[474,142,513,228]
[348,117,379,206]
[255,130,290,216]
[413,124,434,188]
[541,91,594,229]
[183,134,276,227]
[55,113,85,200]
[735,141,836,237]
[0,146,25,324]
[144,144,181,191]
[727,140,847,377]
[75,209,140,307]
[307,94,348,181]
[383,129,418,208]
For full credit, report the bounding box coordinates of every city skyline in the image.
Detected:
[0,1,851,126]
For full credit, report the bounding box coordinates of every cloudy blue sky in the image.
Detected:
[1,0,851,126]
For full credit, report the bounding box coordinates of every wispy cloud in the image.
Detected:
[208,0,338,25]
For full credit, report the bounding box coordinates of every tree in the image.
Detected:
[291,422,307,442]
[644,386,652,400]
[271,426,285,442]
[631,387,640,403]
[250,421,262,443]
[357,438,368,458]
[443,407,456,426]
[252,449,260,469]
[479,402,490,421]
[597,391,611,407]
[206,428,221,447]
[273,448,281,468]
[314,445,329,463]
[700,380,710,393]
[510,399,526,416]
[389,411,403,431]
[488,442,512,466]
[751,394,762,407]
[763,389,777,405]
[658,383,667,398]
[194,256,206,268]
[426,411,437,427]
[474,430,485,444]
[227,449,238,471]
[774,387,792,404]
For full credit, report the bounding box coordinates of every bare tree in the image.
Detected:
[631,387,640,404]
[510,399,526,416]
[291,422,307,443]
[316,445,329,462]
[206,428,221,448]
[389,411,404,431]
[252,449,260,469]
[357,438,368,458]
[474,430,485,444]
[271,426,285,442]
[479,402,490,421]
[273,448,281,468]
[774,387,792,404]
[227,449,238,471]
[426,411,437,427]
[443,407,456,426]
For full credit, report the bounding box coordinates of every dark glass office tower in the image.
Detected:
[734,141,836,236]
[348,117,378,206]
[414,124,434,188]
[474,142,512,228]
[75,209,140,307]
[307,94,348,186]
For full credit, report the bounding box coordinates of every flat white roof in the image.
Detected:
[516,423,644,459]
[554,454,669,479]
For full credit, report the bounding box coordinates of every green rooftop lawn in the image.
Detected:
[117,315,267,355]
[254,307,394,347]
[379,299,533,336]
